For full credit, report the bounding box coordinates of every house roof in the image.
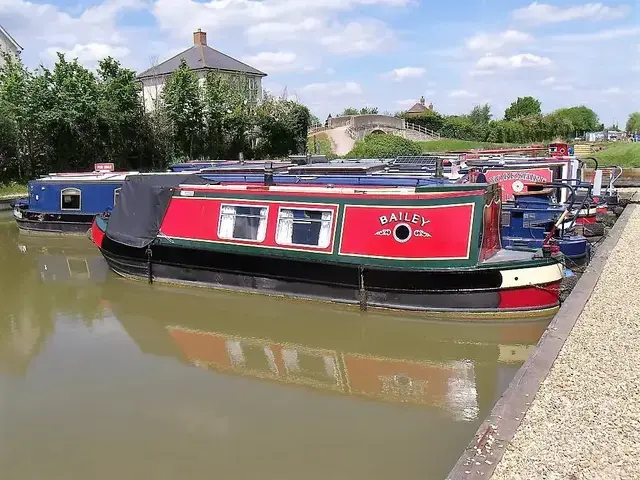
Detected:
[137,44,266,79]
[406,102,429,114]
[0,24,23,52]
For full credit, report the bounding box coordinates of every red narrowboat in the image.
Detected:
[90,176,564,318]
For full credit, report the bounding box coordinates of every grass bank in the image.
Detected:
[418,139,520,152]
[583,142,640,168]
[0,183,27,198]
[307,132,335,157]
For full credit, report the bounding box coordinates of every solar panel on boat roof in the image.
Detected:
[288,163,386,174]
[392,156,441,166]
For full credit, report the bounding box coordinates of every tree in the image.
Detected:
[468,104,492,124]
[504,96,542,120]
[97,57,146,169]
[626,112,640,133]
[553,106,599,134]
[359,106,378,115]
[162,58,203,159]
[345,134,421,158]
[341,107,358,116]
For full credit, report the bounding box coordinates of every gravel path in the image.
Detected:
[492,204,640,480]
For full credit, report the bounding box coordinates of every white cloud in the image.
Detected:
[466,30,533,52]
[241,51,314,73]
[319,19,394,54]
[298,81,363,97]
[245,18,324,44]
[512,2,630,26]
[44,43,130,66]
[541,76,556,85]
[2,0,144,67]
[384,67,425,82]
[552,85,573,91]
[472,53,552,75]
[152,0,407,41]
[602,87,623,94]
[551,27,640,42]
[449,90,477,98]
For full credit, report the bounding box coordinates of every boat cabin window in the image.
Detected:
[218,204,268,242]
[67,257,90,279]
[114,188,121,206]
[60,187,81,210]
[276,208,333,248]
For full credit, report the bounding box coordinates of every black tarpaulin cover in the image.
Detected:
[105,173,214,248]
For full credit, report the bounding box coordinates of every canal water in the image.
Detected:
[0,213,551,479]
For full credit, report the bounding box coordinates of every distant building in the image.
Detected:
[137,29,267,111]
[404,96,434,117]
[0,24,23,69]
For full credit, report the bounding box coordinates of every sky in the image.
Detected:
[1,0,639,125]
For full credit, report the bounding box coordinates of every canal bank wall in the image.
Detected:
[448,198,640,479]
[0,194,24,212]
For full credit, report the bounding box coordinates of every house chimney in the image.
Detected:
[420,95,425,106]
[193,29,207,46]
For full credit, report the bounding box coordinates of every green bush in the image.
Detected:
[345,134,422,158]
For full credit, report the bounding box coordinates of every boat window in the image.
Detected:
[114,188,121,206]
[276,208,333,248]
[218,204,268,242]
[60,187,81,210]
[67,257,90,279]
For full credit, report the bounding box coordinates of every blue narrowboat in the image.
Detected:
[13,164,137,235]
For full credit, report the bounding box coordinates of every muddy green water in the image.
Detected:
[0,214,551,479]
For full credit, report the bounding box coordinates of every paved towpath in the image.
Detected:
[324,126,355,156]
[490,204,640,479]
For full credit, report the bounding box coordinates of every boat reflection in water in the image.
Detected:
[0,219,553,479]
[107,280,550,422]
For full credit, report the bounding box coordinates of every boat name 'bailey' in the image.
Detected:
[379,212,429,227]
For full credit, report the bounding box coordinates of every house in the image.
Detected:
[137,29,267,111]
[0,24,23,69]
[405,96,434,117]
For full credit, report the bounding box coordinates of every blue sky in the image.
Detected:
[2,0,638,125]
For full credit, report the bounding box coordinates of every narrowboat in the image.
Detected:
[501,188,590,263]
[13,163,137,235]
[90,175,564,318]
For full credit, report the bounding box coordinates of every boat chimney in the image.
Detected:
[435,158,444,178]
[264,162,275,186]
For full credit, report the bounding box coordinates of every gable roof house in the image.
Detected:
[137,29,267,111]
[405,96,434,117]
[0,24,23,69]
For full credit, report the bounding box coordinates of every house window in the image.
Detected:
[218,204,268,242]
[276,208,333,248]
[61,188,81,211]
[114,188,121,206]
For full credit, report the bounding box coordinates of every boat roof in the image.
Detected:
[175,182,488,197]
[34,171,139,182]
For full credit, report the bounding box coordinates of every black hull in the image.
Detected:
[97,238,559,318]
[16,217,93,235]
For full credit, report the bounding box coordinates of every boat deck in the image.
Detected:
[482,248,537,264]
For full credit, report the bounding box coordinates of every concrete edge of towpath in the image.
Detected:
[446,203,636,480]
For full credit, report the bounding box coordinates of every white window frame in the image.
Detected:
[60,187,82,211]
[114,187,121,206]
[217,203,269,243]
[275,207,334,249]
